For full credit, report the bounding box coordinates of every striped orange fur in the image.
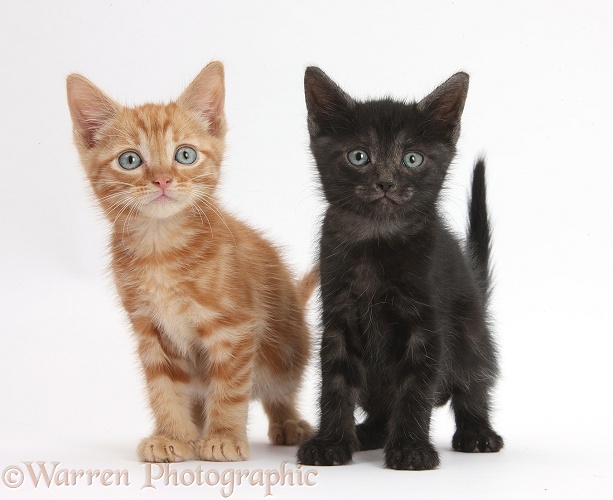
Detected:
[66,62,314,462]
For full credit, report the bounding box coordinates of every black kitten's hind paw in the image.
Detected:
[297,436,353,466]
[356,422,385,451]
[452,427,504,453]
[384,441,440,470]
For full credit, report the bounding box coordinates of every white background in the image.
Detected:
[1,0,612,498]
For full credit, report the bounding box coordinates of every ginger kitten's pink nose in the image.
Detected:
[154,176,172,192]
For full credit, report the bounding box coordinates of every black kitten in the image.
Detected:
[297,68,503,470]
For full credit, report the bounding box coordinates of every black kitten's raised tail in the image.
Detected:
[468,158,492,300]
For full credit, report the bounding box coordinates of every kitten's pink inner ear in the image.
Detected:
[66,74,119,149]
[178,62,226,137]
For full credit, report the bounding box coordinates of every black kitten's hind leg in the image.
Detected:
[355,376,389,451]
[450,320,503,453]
[451,386,503,453]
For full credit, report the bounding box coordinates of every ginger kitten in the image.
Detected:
[66,62,314,462]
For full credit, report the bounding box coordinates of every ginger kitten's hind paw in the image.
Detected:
[297,436,353,466]
[269,419,314,445]
[137,435,195,462]
[384,441,440,470]
[452,427,504,453]
[196,433,249,461]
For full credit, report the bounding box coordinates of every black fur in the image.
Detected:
[297,68,503,470]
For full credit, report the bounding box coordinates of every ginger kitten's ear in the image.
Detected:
[178,61,226,137]
[66,74,120,149]
[304,67,355,138]
[417,72,469,144]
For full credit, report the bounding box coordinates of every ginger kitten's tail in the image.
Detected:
[297,264,320,308]
[468,158,492,302]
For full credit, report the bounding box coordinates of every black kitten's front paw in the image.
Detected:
[452,427,504,453]
[297,436,353,466]
[384,441,440,470]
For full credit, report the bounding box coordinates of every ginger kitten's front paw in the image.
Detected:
[269,419,314,446]
[137,435,195,462]
[196,433,249,461]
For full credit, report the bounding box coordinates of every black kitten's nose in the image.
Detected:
[377,180,394,193]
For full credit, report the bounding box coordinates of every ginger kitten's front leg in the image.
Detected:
[195,329,254,461]
[133,317,199,462]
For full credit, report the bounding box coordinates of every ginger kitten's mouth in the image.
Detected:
[141,191,186,219]
[148,191,177,204]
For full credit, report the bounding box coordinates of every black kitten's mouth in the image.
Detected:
[369,193,403,206]
[355,187,411,207]
[378,194,398,203]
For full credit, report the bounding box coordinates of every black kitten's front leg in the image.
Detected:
[297,323,361,466]
[385,326,441,470]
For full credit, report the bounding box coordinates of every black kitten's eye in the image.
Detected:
[402,152,424,169]
[347,149,370,167]
[118,151,143,170]
[175,146,198,165]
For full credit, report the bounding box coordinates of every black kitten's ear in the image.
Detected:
[304,67,354,137]
[417,72,469,143]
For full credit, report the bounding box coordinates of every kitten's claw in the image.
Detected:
[384,441,440,470]
[452,427,504,453]
[137,435,194,462]
[196,433,249,461]
[297,436,353,466]
[269,419,314,446]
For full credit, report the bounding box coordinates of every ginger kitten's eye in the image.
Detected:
[402,152,424,169]
[347,149,370,167]
[175,146,198,165]
[118,151,142,170]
